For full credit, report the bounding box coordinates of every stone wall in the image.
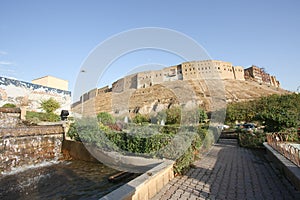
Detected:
[0,108,22,128]
[0,76,71,113]
[0,125,64,174]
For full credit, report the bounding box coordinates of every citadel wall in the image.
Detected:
[72,60,280,116]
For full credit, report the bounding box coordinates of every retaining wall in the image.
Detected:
[0,125,64,174]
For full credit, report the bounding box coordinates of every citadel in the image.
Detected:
[111,60,279,93]
[72,60,282,116]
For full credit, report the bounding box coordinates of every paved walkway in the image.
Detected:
[152,139,299,200]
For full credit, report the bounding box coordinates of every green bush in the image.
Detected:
[238,131,266,148]
[226,93,300,132]
[26,111,60,123]
[166,106,181,125]
[97,112,115,125]
[2,103,16,108]
[40,98,60,113]
[173,128,208,175]
[132,113,150,124]
[67,123,81,141]
[62,119,209,175]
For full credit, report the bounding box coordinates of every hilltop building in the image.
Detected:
[111,60,276,93]
[32,75,69,91]
[244,65,280,87]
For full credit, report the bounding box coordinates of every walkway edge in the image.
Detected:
[263,142,300,191]
[100,160,175,200]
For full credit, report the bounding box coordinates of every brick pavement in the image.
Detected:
[152,139,299,200]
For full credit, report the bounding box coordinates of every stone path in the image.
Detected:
[152,139,299,200]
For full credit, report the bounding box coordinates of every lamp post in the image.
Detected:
[80,70,86,116]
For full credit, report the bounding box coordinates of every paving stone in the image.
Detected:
[151,139,298,200]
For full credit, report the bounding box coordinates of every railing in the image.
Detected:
[266,133,300,167]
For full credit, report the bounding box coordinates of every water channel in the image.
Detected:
[0,160,137,199]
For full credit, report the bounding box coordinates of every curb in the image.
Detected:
[100,160,174,200]
[263,142,300,191]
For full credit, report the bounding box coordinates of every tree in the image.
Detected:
[40,98,60,113]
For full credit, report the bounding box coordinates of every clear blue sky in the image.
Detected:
[1,0,299,100]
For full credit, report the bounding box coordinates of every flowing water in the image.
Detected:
[0,160,136,200]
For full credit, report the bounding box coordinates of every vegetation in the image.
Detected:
[1,103,16,108]
[26,111,60,123]
[226,93,300,147]
[132,113,150,124]
[25,98,61,123]
[67,113,211,174]
[166,106,181,124]
[238,131,266,148]
[97,112,115,125]
[226,93,300,132]
[40,98,60,113]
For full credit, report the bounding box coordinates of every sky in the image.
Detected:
[0,0,300,101]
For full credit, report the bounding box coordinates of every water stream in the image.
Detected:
[0,160,136,200]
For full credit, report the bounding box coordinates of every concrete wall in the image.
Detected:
[32,75,69,91]
[0,125,64,174]
[0,76,71,113]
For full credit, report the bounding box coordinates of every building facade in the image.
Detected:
[32,76,69,91]
[0,76,71,112]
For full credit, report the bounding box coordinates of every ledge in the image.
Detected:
[263,142,300,191]
[100,160,174,200]
[0,107,21,113]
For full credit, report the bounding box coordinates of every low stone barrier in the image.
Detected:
[264,142,300,191]
[100,160,174,200]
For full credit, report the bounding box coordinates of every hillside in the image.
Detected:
[126,79,289,115]
[73,79,289,116]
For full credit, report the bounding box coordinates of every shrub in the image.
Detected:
[2,103,16,108]
[166,106,181,125]
[198,108,208,123]
[40,98,60,113]
[26,111,60,123]
[97,112,115,125]
[132,113,150,124]
[238,131,266,148]
[67,123,81,141]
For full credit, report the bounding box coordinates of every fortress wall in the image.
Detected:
[233,66,245,80]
